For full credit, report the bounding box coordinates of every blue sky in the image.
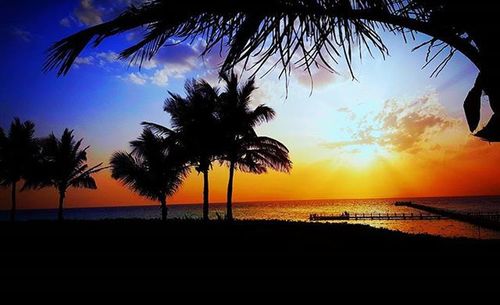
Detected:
[3,0,497,208]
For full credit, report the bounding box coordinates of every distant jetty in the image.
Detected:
[309,212,446,221]
[396,202,500,231]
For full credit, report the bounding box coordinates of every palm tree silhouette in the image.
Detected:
[0,118,39,221]
[218,72,292,221]
[25,129,104,221]
[110,128,189,221]
[44,1,500,141]
[144,79,221,221]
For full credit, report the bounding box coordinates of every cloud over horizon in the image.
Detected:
[322,93,460,154]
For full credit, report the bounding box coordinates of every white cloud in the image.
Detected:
[66,42,203,87]
[59,17,72,28]
[96,51,120,64]
[151,60,196,86]
[74,56,95,66]
[322,93,459,154]
[128,58,158,70]
[127,72,148,85]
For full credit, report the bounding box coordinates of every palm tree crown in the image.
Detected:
[144,79,222,221]
[0,118,39,221]
[110,128,190,221]
[26,129,104,221]
[218,72,292,220]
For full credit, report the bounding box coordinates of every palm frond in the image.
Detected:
[236,135,292,173]
[110,128,190,202]
[141,121,176,136]
[44,0,481,80]
[249,105,276,127]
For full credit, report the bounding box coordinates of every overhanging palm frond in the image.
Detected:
[45,1,483,80]
[475,114,500,142]
[45,1,500,141]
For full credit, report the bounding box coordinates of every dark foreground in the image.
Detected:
[1,219,500,292]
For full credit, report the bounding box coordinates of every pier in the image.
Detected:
[395,202,500,231]
[309,212,447,221]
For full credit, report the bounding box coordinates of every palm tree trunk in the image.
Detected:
[10,181,16,222]
[58,190,65,221]
[226,161,235,222]
[203,169,209,221]
[160,197,168,222]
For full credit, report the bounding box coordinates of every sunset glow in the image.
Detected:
[1,0,499,210]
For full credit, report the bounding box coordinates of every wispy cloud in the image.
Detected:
[75,0,103,26]
[69,37,223,87]
[11,27,32,42]
[376,96,457,152]
[59,17,72,28]
[322,93,459,154]
[74,55,95,67]
[150,59,197,86]
[294,66,338,89]
[126,72,148,85]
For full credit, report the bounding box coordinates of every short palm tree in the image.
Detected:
[0,118,39,221]
[218,72,292,220]
[26,129,104,221]
[144,79,221,221]
[110,128,189,221]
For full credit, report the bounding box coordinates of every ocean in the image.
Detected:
[2,196,500,239]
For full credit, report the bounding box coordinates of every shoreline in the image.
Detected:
[1,217,500,240]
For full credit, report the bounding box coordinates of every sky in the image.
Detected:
[1,0,499,210]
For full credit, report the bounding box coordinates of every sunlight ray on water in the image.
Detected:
[2,196,500,239]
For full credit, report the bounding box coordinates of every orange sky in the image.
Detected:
[2,33,500,210]
[1,132,499,210]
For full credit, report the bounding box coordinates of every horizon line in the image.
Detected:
[2,194,500,211]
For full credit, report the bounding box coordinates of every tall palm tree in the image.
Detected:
[44,0,500,141]
[110,128,189,221]
[144,79,221,221]
[0,118,39,221]
[26,129,104,221]
[218,72,292,220]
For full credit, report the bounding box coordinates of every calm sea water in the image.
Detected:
[2,196,500,239]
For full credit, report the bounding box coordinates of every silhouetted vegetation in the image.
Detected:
[110,128,190,221]
[140,74,291,221]
[144,79,221,221]
[218,71,292,221]
[23,129,104,221]
[0,121,104,221]
[44,0,500,141]
[0,118,39,221]
[1,74,290,222]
